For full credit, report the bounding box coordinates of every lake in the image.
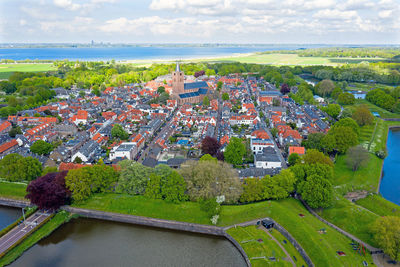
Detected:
[0,44,325,61]
[0,206,20,230]
[11,217,246,267]
[380,128,400,205]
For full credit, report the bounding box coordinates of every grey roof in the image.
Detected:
[255,147,280,162]
[116,143,136,152]
[238,167,280,178]
[166,158,187,168]
[142,157,158,168]
[184,81,208,90]
[260,91,282,96]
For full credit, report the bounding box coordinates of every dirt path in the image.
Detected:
[258,226,296,267]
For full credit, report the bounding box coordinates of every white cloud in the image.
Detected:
[53,0,81,11]
[313,9,359,20]
[19,19,27,26]
[378,9,393,18]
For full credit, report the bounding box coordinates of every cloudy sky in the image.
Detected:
[0,0,399,44]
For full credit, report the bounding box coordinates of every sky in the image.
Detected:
[0,0,399,44]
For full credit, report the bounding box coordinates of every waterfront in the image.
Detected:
[11,218,246,267]
[380,128,400,205]
[0,206,20,230]
[0,45,325,61]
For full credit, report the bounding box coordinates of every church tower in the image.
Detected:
[172,61,184,97]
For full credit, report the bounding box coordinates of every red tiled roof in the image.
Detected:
[0,121,11,133]
[0,139,18,154]
[289,146,305,155]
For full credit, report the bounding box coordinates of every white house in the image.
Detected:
[109,142,137,161]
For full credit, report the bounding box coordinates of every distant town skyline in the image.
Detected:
[0,0,399,44]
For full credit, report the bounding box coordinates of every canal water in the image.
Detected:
[0,206,20,230]
[380,128,400,206]
[11,218,246,267]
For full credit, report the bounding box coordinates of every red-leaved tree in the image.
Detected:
[280,83,290,95]
[194,70,205,78]
[201,136,221,156]
[26,171,70,211]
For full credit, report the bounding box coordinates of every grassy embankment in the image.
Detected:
[227,225,305,267]
[0,181,27,200]
[75,194,372,266]
[0,211,73,266]
[0,63,56,79]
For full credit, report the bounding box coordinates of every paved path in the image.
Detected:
[0,211,50,255]
[258,226,296,267]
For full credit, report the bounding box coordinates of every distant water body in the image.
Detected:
[0,44,328,61]
[380,128,400,205]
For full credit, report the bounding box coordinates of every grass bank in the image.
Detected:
[0,211,73,266]
[227,225,302,267]
[0,63,56,79]
[75,194,372,266]
[0,181,27,200]
[356,194,400,218]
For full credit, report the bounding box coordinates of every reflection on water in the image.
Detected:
[12,218,246,267]
[0,206,20,230]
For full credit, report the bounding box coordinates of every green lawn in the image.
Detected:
[192,53,385,66]
[269,228,307,267]
[354,99,400,119]
[317,196,379,247]
[227,226,294,267]
[0,63,56,79]
[0,211,72,266]
[0,181,27,200]
[356,195,400,218]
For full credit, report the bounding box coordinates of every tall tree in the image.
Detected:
[111,124,129,140]
[179,160,242,203]
[316,79,335,97]
[30,140,53,155]
[346,145,370,171]
[224,137,246,166]
[324,104,341,119]
[302,149,333,167]
[298,175,333,209]
[240,178,265,203]
[65,167,93,202]
[116,160,152,195]
[0,154,42,182]
[352,105,374,126]
[371,216,400,262]
[222,92,229,101]
[201,136,220,156]
[280,83,290,94]
[26,171,70,211]
[263,169,296,199]
[203,96,210,106]
[329,126,359,153]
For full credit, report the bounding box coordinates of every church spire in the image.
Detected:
[175,61,181,72]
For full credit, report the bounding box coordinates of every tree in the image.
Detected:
[329,126,359,153]
[320,134,336,154]
[157,86,165,94]
[203,96,210,106]
[200,154,218,163]
[145,173,163,199]
[89,163,119,193]
[26,171,70,211]
[263,169,296,199]
[8,126,22,137]
[371,216,400,262]
[222,92,229,101]
[179,160,242,203]
[324,104,341,119]
[316,79,335,97]
[116,160,152,195]
[74,156,83,164]
[270,128,278,138]
[194,70,205,78]
[288,153,300,166]
[0,154,42,182]
[298,175,333,209]
[111,124,129,140]
[79,91,86,98]
[240,178,264,203]
[65,167,92,201]
[303,132,324,151]
[280,83,290,94]
[338,92,355,105]
[30,140,53,155]
[201,136,220,156]
[332,117,360,136]
[42,166,58,176]
[224,137,246,166]
[352,105,374,126]
[346,145,370,171]
[302,149,333,167]
[162,171,188,203]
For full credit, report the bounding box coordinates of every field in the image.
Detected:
[192,53,386,66]
[0,63,56,79]
[227,226,305,267]
[0,181,27,200]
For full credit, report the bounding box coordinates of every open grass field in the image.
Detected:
[356,194,400,218]
[227,226,302,267]
[0,181,27,200]
[0,63,56,79]
[354,99,400,119]
[193,53,386,66]
[0,211,72,266]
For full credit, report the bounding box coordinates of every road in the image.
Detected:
[0,211,50,255]
[138,109,178,163]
